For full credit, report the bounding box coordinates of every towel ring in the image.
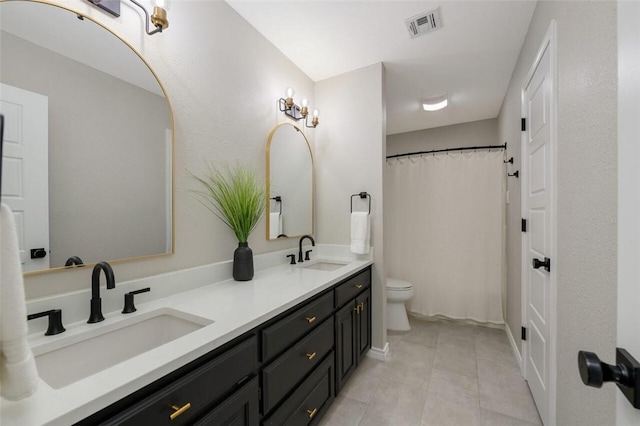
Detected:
[270,196,282,214]
[350,192,371,214]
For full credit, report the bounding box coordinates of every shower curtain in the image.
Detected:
[386,150,505,325]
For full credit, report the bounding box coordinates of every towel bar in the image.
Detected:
[350,192,371,214]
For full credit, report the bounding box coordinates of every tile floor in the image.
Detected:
[319,317,542,426]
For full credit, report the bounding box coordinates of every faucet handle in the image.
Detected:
[27,309,66,336]
[305,250,313,261]
[286,254,296,265]
[122,287,151,314]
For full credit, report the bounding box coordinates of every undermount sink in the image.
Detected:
[32,308,213,389]
[300,259,349,271]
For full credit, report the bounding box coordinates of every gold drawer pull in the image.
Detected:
[355,284,363,289]
[306,408,318,419]
[306,316,317,324]
[359,302,365,310]
[306,352,317,360]
[170,402,191,420]
[353,305,360,313]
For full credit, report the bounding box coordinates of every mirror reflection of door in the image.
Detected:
[0,83,49,272]
[266,124,313,240]
[0,0,174,273]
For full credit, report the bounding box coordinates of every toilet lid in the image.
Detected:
[387,278,413,290]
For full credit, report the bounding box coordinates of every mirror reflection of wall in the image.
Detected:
[0,0,173,273]
[266,124,313,240]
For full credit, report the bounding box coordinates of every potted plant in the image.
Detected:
[192,163,266,281]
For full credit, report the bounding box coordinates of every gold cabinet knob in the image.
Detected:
[355,284,363,289]
[169,402,191,420]
[306,352,317,360]
[306,408,318,419]
[306,316,317,324]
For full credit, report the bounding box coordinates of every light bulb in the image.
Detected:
[155,0,166,8]
[285,87,295,99]
[301,98,308,107]
[312,109,320,117]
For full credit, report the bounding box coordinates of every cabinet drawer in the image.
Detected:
[263,354,334,426]
[104,336,258,425]
[335,268,371,308]
[193,376,259,426]
[262,317,334,414]
[262,291,333,361]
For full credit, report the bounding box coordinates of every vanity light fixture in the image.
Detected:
[85,0,168,35]
[422,94,448,111]
[278,87,320,128]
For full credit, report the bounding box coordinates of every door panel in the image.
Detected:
[522,25,555,425]
[0,83,49,271]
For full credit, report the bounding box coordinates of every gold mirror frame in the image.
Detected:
[0,0,175,276]
[265,123,314,240]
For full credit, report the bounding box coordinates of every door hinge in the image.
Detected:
[521,118,526,131]
[521,218,527,232]
[521,326,527,341]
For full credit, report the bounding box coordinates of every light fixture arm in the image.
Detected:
[128,0,168,35]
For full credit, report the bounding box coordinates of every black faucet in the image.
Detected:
[88,261,115,323]
[298,235,315,263]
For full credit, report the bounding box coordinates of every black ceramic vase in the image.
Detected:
[233,242,254,281]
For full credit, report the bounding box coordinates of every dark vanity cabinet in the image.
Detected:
[78,266,372,426]
[335,269,372,394]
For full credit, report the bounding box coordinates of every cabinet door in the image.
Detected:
[355,289,371,365]
[193,377,259,426]
[335,301,356,394]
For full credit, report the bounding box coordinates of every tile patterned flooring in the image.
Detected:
[319,317,542,426]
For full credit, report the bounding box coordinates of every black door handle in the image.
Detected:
[30,248,47,259]
[532,257,551,271]
[578,348,640,409]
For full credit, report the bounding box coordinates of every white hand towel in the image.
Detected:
[269,212,282,239]
[350,212,370,254]
[0,203,39,400]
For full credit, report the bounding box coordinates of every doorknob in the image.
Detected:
[577,348,640,409]
[532,257,550,272]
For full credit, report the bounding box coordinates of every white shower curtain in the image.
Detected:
[386,150,505,325]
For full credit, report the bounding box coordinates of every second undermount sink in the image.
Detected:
[301,259,350,271]
[32,308,213,389]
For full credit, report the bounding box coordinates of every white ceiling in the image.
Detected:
[226,0,537,135]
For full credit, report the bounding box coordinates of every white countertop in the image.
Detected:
[1,247,372,426]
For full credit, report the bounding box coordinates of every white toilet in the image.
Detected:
[386,278,415,331]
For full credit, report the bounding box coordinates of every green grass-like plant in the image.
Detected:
[192,163,266,243]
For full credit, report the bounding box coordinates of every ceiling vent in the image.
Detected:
[405,7,443,39]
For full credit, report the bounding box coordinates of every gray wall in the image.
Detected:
[1,32,169,268]
[315,63,387,351]
[386,118,499,156]
[498,1,617,424]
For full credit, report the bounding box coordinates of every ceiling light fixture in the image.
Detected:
[278,87,319,128]
[86,0,169,35]
[422,94,448,112]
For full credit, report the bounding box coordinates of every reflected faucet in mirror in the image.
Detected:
[64,256,84,267]
[88,261,116,323]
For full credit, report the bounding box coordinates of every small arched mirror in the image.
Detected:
[266,124,313,240]
[0,0,173,274]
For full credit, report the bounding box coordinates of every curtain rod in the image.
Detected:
[386,142,507,160]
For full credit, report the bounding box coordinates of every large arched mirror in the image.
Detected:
[266,124,313,240]
[0,0,173,274]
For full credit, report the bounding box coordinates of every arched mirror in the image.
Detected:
[266,124,313,240]
[0,0,173,274]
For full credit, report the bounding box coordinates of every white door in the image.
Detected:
[0,83,49,271]
[617,1,640,424]
[521,22,556,426]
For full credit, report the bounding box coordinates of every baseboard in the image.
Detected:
[506,324,524,372]
[366,342,389,361]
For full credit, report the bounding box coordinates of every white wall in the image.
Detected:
[314,63,387,351]
[386,118,498,156]
[498,1,617,424]
[22,0,315,298]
